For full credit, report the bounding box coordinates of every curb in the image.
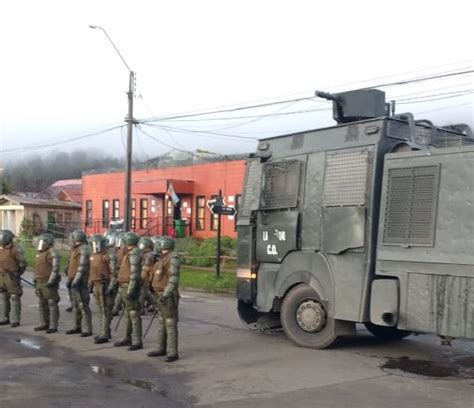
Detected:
[181,286,235,295]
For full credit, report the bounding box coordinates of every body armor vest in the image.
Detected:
[0,245,19,274]
[89,253,111,282]
[117,250,132,284]
[34,250,52,280]
[152,253,171,292]
[67,246,81,280]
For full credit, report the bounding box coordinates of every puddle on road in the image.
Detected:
[90,365,166,396]
[381,355,474,380]
[16,338,42,350]
[91,365,115,377]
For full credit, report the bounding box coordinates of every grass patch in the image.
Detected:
[181,268,236,292]
[23,246,235,292]
[23,246,69,271]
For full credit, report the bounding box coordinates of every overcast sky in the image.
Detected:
[1,0,473,162]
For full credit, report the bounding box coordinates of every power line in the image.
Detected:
[412,101,473,115]
[145,123,259,142]
[137,125,192,154]
[138,69,473,125]
[398,91,474,105]
[367,70,474,89]
[0,124,126,155]
[137,60,473,121]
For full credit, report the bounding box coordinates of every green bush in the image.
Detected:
[175,236,237,267]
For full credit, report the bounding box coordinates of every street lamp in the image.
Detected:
[89,24,135,232]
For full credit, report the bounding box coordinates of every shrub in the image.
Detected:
[175,236,237,267]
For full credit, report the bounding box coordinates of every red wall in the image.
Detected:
[82,159,246,239]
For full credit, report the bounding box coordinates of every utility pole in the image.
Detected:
[89,25,135,231]
[216,189,222,278]
[123,70,135,231]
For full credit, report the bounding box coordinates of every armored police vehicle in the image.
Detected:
[236,88,473,348]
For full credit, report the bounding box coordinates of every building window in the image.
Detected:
[131,199,136,230]
[195,196,205,231]
[102,200,109,228]
[210,195,218,231]
[57,212,65,226]
[85,200,92,227]
[113,199,120,220]
[47,212,56,229]
[65,212,72,229]
[140,199,148,229]
[234,194,241,231]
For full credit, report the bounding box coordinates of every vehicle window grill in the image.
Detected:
[240,158,263,218]
[260,160,301,209]
[323,150,369,207]
[383,165,440,246]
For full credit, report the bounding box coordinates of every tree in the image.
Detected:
[0,179,11,194]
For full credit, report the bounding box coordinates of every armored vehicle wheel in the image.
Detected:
[364,323,411,341]
[281,284,337,349]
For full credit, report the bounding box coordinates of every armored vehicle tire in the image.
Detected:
[364,323,411,341]
[281,284,338,349]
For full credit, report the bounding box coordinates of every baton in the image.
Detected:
[114,307,125,332]
[143,310,158,339]
[20,277,35,287]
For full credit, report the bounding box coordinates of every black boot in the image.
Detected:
[94,337,109,344]
[80,332,93,337]
[128,343,143,351]
[165,355,179,363]
[34,325,48,331]
[147,349,166,357]
[46,328,58,334]
[113,338,131,347]
[65,327,81,335]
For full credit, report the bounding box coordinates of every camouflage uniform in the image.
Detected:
[0,230,26,327]
[33,234,61,333]
[65,231,93,336]
[148,237,180,362]
[89,235,118,344]
[112,240,126,316]
[114,232,143,350]
[138,237,157,314]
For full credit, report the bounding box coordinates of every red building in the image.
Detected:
[82,157,246,239]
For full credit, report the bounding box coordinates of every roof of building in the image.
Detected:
[0,194,81,209]
[46,179,82,203]
[49,179,82,187]
[83,152,250,176]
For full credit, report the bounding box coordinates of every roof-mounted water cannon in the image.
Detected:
[315,88,388,124]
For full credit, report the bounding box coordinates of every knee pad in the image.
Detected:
[129,310,139,319]
[10,294,20,301]
[165,318,177,327]
[47,299,57,307]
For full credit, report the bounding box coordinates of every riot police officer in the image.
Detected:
[114,232,143,351]
[138,237,157,315]
[148,236,180,362]
[65,230,93,337]
[112,233,126,316]
[89,234,118,344]
[33,233,61,333]
[0,229,26,327]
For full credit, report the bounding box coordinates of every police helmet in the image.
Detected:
[37,233,54,251]
[122,232,140,246]
[138,236,153,251]
[70,230,88,245]
[0,229,14,246]
[90,234,107,253]
[158,236,175,251]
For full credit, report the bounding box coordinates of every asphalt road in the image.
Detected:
[1,271,473,407]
